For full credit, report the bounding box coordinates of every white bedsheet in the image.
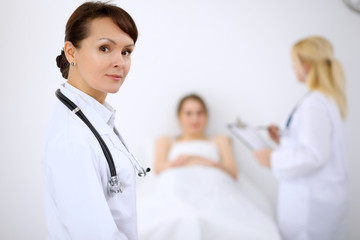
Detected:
[136,166,281,240]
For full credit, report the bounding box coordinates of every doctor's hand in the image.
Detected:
[268,125,280,144]
[253,149,272,168]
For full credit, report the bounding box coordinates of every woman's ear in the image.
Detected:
[64,41,76,65]
[302,61,312,74]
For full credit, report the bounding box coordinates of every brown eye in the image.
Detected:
[99,46,109,52]
[122,49,132,56]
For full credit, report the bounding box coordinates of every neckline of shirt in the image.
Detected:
[63,82,116,129]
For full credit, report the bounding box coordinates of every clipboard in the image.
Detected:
[228,122,272,150]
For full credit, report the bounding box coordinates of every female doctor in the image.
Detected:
[42,2,146,239]
[253,36,348,240]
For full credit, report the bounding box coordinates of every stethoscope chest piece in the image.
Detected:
[108,176,124,194]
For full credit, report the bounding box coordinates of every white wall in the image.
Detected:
[0,0,359,239]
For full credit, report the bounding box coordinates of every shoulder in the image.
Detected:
[213,135,232,146]
[156,135,172,147]
[300,91,333,114]
[304,91,332,107]
[43,103,95,159]
[295,91,336,129]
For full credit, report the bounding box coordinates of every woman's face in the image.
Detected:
[293,63,307,83]
[69,17,135,100]
[178,99,207,136]
[291,52,307,83]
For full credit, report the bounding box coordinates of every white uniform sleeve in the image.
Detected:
[44,138,128,240]
[271,98,332,180]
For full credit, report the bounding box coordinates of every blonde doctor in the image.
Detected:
[253,36,348,240]
[42,2,148,239]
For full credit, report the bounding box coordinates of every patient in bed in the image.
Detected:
[137,94,281,240]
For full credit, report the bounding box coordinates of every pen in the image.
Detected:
[256,126,269,130]
[257,125,285,136]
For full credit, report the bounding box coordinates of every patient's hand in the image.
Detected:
[253,149,272,168]
[186,156,218,167]
[170,155,191,167]
[170,155,218,168]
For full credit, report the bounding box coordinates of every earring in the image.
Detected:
[71,62,75,67]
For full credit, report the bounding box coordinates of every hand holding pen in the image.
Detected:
[236,118,281,144]
[256,125,280,144]
[267,125,280,144]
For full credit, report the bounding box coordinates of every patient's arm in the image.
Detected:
[177,136,238,179]
[213,135,238,179]
[154,137,219,174]
[154,136,238,179]
[154,136,173,174]
[181,155,218,168]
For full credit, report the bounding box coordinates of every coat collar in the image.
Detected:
[59,83,115,135]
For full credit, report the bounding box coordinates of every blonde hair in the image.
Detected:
[292,36,347,119]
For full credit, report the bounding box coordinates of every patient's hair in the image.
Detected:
[56,1,138,79]
[177,94,208,116]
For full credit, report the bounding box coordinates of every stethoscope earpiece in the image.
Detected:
[138,168,151,177]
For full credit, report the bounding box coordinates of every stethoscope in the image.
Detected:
[55,89,150,195]
[280,92,310,136]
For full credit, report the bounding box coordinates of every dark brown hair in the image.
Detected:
[177,94,208,116]
[56,1,138,79]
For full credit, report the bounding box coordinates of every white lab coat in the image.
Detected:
[271,91,348,240]
[42,83,138,240]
